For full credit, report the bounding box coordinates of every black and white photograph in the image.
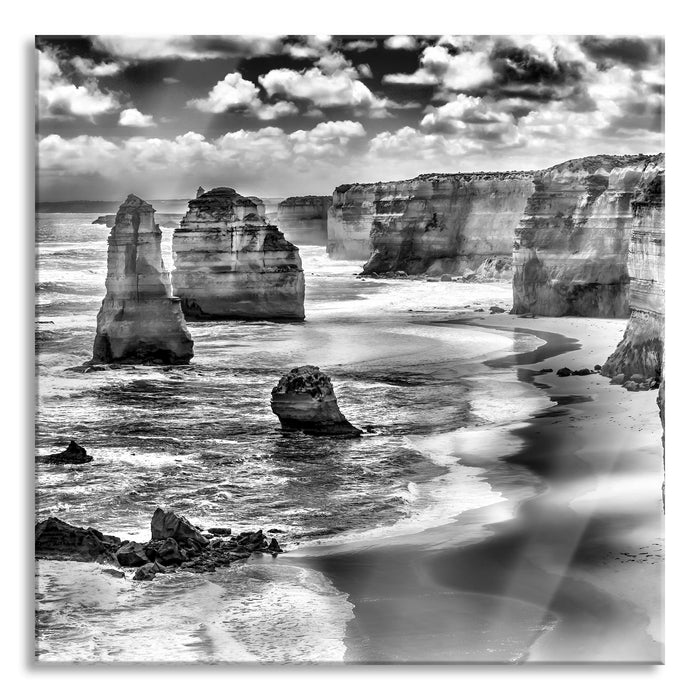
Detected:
[33,29,666,665]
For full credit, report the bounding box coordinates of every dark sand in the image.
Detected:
[291,315,664,663]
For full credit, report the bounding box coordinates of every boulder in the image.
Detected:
[36,440,93,464]
[572,368,593,376]
[35,517,119,563]
[623,381,640,392]
[116,541,150,567]
[556,367,573,377]
[134,561,166,582]
[489,306,506,314]
[610,373,626,385]
[630,373,646,384]
[150,507,209,546]
[207,527,232,536]
[271,365,361,437]
[153,537,186,565]
[440,274,452,282]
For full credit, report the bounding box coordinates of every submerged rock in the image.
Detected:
[271,365,361,437]
[91,194,193,365]
[134,561,166,581]
[35,517,120,563]
[36,440,93,464]
[172,187,305,320]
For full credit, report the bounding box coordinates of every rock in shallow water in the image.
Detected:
[271,365,361,437]
[150,507,209,546]
[36,440,93,464]
[35,517,120,563]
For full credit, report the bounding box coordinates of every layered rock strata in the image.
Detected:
[277,195,332,246]
[512,154,664,317]
[172,187,305,320]
[92,195,193,365]
[271,365,361,437]
[328,174,535,272]
[602,166,665,380]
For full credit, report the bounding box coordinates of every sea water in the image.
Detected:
[35,213,547,662]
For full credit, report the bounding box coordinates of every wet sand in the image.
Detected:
[292,313,664,663]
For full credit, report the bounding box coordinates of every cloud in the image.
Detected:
[420,95,516,138]
[118,108,156,127]
[37,121,367,179]
[343,39,377,52]
[260,65,390,116]
[580,36,664,69]
[37,48,121,120]
[70,56,125,77]
[282,36,334,60]
[92,35,283,61]
[384,45,494,90]
[384,35,418,51]
[187,72,298,120]
[369,126,485,160]
[163,77,180,85]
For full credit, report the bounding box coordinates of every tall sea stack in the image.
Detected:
[92,194,193,365]
[277,195,332,246]
[172,187,305,320]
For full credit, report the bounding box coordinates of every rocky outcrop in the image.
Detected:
[35,517,121,563]
[602,167,665,379]
[92,215,116,227]
[172,187,305,320]
[36,440,93,464]
[277,195,332,246]
[91,195,194,365]
[35,509,285,579]
[512,154,664,317]
[328,174,535,272]
[271,365,361,437]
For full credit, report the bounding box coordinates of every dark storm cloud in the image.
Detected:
[580,36,664,69]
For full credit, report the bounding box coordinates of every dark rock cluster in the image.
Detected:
[36,440,93,464]
[35,508,285,582]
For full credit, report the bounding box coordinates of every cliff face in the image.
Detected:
[277,196,332,246]
[172,187,305,320]
[92,194,193,365]
[602,167,665,379]
[512,154,664,317]
[328,174,534,273]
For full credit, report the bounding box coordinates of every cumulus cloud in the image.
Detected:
[260,65,390,116]
[187,72,298,120]
[384,35,418,51]
[384,45,494,90]
[70,56,125,77]
[343,39,377,52]
[420,95,516,141]
[37,48,121,120]
[118,108,156,127]
[37,121,367,179]
[92,35,283,61]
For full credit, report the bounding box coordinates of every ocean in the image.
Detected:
[35,212,549,662]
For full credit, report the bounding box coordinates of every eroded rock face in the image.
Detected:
[329,174,534,273]
[150,507,209,546]
[92,194,193,365]
[35,517,121,563]
[271,365,361,437]
[512,154,664,317]
[277,195,332,246]
[602,167,665,380]
[172,187,305,320]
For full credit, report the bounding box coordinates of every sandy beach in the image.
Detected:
[292,312,664,663]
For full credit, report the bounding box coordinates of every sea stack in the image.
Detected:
[172,187,305,320]
[271,365,361,437]
[277,195,332,246]
[92,194,193,365]
[602,165,665,381]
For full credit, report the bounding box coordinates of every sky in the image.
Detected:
[35,34,664,201]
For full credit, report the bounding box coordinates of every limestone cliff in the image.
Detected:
[512,154,664,317]
[328,174,535,274]
[602,167,665,379]
[277,196,332,246]
[172,187,305,320]
[92,194,193,365]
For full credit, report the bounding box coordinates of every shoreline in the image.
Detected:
[292,313,664,662]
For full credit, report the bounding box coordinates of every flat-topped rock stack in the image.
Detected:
[172,187,305,320]
[271,365,361,437]
[91,194,193,365]
[277,195,332,246]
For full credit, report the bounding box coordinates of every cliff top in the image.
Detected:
[333,152,666,193]
[279,195,333,207]
[120,194,155,213]
[187,187,259,212]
